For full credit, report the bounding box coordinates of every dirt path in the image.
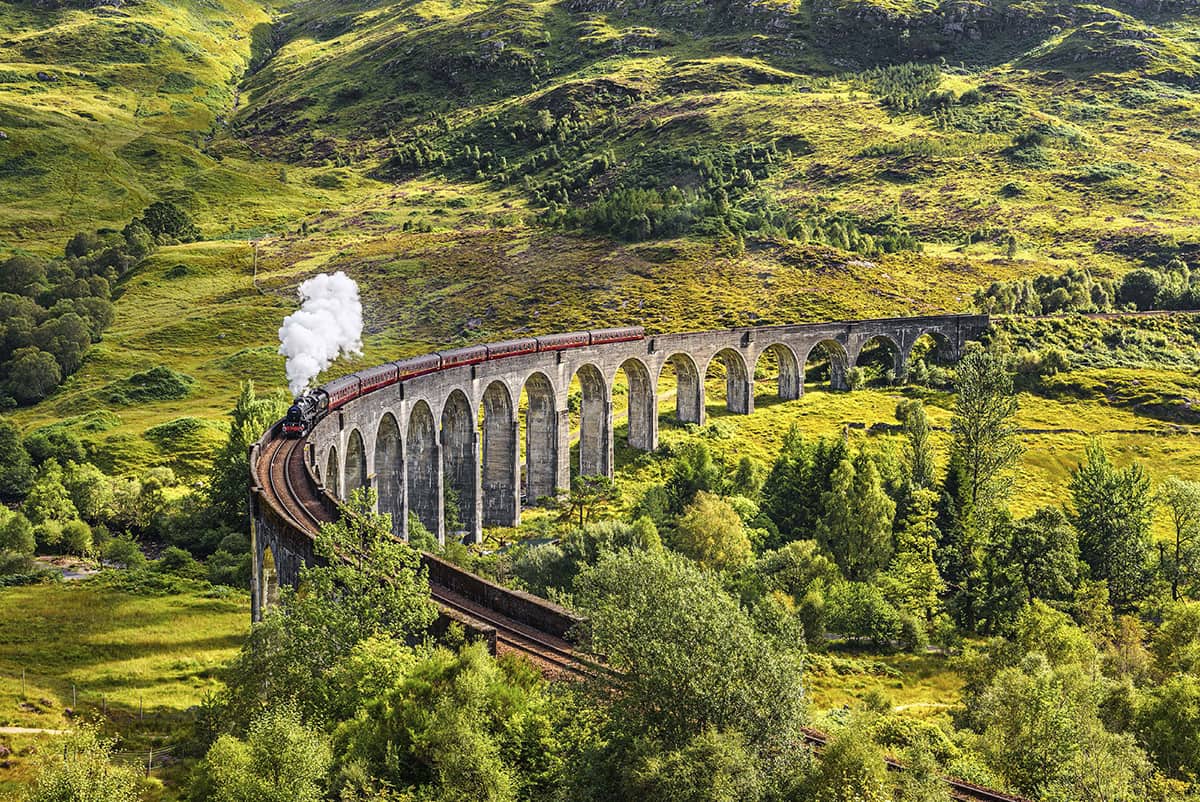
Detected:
[0,726,68,735]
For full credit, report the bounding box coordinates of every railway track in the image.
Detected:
[260,435,331,533]
[428,585,604,680]
[800,728,1033,802]
[258,433,593,679]
[258,431,1031,801]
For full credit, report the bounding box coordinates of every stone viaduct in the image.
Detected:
[279,314,988,562]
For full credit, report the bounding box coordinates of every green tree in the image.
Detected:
[209,381,289,528]
[191,705,330,802]
[34,312,92,374]
[1118,268,1163,310]
[1069,441,1154,610]
[882,486,944,621]
[1135,673,1200,781]
[565,474,618,527]
[665,441,723,514]
[817,452,895,582]
[1160,477,1200,601]
[895,736,953,802]
[973,653,1150,801]
[806,725,891,802]
[338,642,565,802]
[102,533,146,569]
[60,518,92,556]
[950,349,1022,515]
[674,491,752,572]
[1007,507,1080,604]
[23,723,141,802]
[21,465,78,526]
[1151,600,1200,678]
[980,507,1081,631]
[222,488,437,725]
[574,548,806,749]
[0,508,35,556]
[0,417,34,498]
[758,539,841,598]
[755,539,839,643]
[942,350,1021,630]
[6,347,61,404]
[730,455,766,498]
[826,581,903,646]
[626,728,763,802]
[122,219,154,259]
[61,461,113,522]
[0,254,47,296]
[761,428,846,547]
[896,399,934,489]
[23,429,85,468]
[140,200,200,242]
[512,543,574,597]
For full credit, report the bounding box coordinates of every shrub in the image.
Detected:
[0,509,35,555]
[157,545,203,577]
[61,518,92,556]
[139,200,200,242]
[6,348,62,403]
[0,418,34,498]
[102,533,146,569]
[827,581,903,646]
[104,366,194,404]
[207,549,251,588]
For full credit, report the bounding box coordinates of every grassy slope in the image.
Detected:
[3,0,1200,464]
[0,579,249,792]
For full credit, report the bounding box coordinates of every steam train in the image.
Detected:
[282,326,645,438]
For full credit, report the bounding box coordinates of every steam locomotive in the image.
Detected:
[282,326,645,438]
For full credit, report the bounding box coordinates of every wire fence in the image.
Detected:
[1,666,185,776]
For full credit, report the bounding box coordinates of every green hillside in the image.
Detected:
[8,5,1200,799]
[4,0,1200,440]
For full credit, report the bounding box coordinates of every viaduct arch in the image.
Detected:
[250,313,988,618]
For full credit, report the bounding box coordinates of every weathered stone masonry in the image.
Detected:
[283,314,987,560]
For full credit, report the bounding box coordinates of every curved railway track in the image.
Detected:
[260,435,332,532]
[258,430,1032,802]
[258,432,593,679]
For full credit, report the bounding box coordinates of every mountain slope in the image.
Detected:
[4,0,1200,459]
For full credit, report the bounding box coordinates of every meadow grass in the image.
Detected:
[0,579,248,728]
[0,578,246,795]
[806,648,965,727]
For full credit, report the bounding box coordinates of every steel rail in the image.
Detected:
[428,587,598,679]
[260,432,594,677]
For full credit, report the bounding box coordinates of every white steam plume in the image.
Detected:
[278,271,364,397]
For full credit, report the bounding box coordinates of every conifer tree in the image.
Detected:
[883,486,944,621]
[818,452,895,582]
[1069,440,1153,610]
